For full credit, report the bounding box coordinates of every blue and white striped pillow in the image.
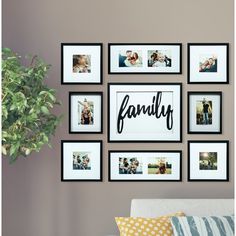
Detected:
[170,216,234,236]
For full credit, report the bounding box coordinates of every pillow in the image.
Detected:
[115,212,185,236]
[171,216,234,236]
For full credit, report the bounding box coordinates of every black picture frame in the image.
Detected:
[61,43,103,85]
[187,91,222,134]
[108,43,182,74]
[187,43,229,84]
[107,83,182,143]
[108,150,182,182]
[188,140,229,182]
[69,92,103,134]
[61,140,103,182]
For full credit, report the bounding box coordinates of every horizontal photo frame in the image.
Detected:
[188,92,222,134]
[61,140,102,181]
[69,92,103,133]
[108,83,182,142]
[109,150,182,181]
[61,43,103,84]
[188,141,229,182]
[108,43,182,74]
[188,43,229,84]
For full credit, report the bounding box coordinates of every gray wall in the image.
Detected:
[2,0,234,235]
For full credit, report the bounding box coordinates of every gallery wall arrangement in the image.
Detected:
[61,42,230,182]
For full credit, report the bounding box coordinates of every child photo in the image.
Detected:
[199,55,217,72]
[119,157,143,174]
[78,98,94,125]
[73,152,91,170]
[73,54,91,73]
[196,98,212,125]
[148,157,172,174]
[118,50,143,67]
[199,152,217,170]
[148,50,172,67]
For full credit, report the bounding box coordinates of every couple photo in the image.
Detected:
[199,55,217,72]
[119,50,142,67]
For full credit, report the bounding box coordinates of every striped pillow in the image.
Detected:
[171,216,234,236]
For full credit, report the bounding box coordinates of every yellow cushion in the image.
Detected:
[115,212,185,236]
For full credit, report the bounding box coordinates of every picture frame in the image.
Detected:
[69,92,103,134]
[61,43,103,84]
[109,150,182,182]
[188,43,229,84]
[188,141,229,181]
[61,140,102,181]
[188,92,222,134]
[108,43,182,74]
[108,83,182,142]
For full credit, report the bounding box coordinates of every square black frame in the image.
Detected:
[188,140,229,182]
[108,150,182,182]
[187,91,222,134]
[61,43,103,85]
[187,43,229,84]
[107,83,183,143]
[108,43,182,74]
[69,92,103,134]
[61,140,103,182]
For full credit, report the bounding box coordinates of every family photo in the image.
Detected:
[148,157,172,175]
[118,50,142,67]
[119,157,143,174]
[78,98,94,125]
[199,55,217,72]
[199,152,217,170]
[196,98,212,125]
[73,152,91,170]
[148,50,172,67]
[73,54,91,73]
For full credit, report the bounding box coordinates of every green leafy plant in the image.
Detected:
[2,48,62,163]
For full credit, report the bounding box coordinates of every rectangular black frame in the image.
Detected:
[69,91,103,134]
[187,43,229,84]
[61,43,103,85]
[61,140,103,182]
[108,150,182,182]
[107,83,183,143]
[108,43,182,74]
[188,140,229,182]
[187,91,222,134]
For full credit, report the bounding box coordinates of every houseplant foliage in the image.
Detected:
[2,48,62,163]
